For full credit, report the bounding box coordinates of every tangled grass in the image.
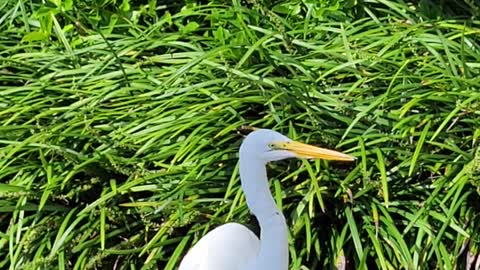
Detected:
[1,0,480,269]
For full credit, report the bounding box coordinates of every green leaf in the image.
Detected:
[22,31,49,42]
[272,3,301,15]
[0,184,25,192]
[148,0,157,15]
[48,0,62,7]
[409,120,431,176]
[62,23,74,33]
[182,21,200,34]
[120,0,131,12]
[163,11,173,26]
[212,27,223,41]
[63,0,73,11]
[104,14,119,34]
[32,6,57,18]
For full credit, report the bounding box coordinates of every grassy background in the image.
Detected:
[1,0,480,269]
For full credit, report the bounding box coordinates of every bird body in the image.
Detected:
[178,129,354,270]
[178,223,259,270]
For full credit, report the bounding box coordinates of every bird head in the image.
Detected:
[239,129,355,163]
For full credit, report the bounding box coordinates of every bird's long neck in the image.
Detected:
[239,156,288,270]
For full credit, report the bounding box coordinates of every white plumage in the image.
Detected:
[178,223,259,270]
[178,129,355,270]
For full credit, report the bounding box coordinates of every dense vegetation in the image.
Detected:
[1,0,479,269]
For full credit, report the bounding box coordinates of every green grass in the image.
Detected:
[1,0,480,269]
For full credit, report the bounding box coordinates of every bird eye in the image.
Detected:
[268,143,275,149]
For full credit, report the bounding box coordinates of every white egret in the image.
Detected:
[178,129,355,270]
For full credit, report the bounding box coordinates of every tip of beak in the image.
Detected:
[346,154,357,161]
[337,155,356,162]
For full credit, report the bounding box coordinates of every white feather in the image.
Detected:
[178,223,259,270]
